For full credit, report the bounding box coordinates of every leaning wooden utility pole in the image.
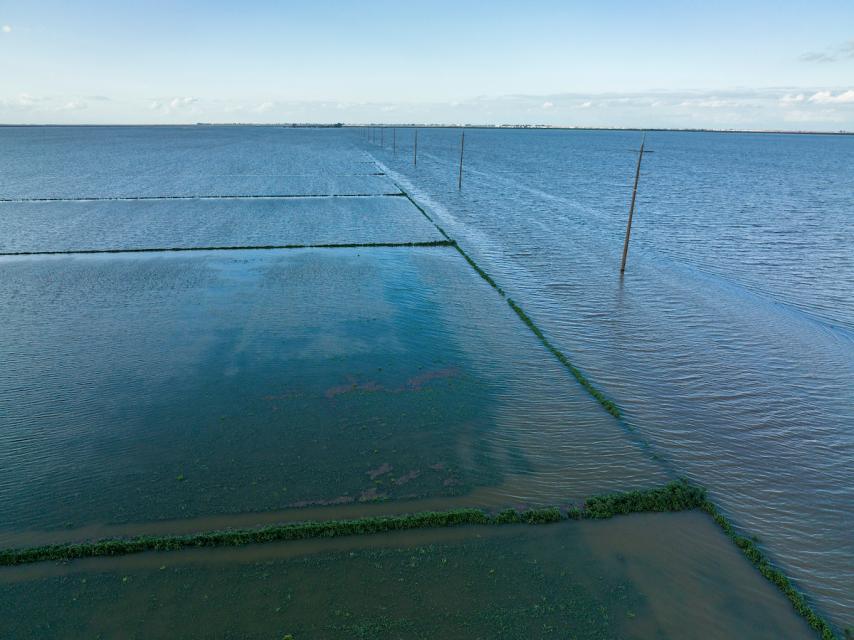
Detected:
[458,129,465,190]
[620,133,646,274]
[414,128,418,166]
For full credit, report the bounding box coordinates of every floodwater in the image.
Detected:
[371,126,854,629]
[0,197,444,253]
[0,247,665,540]
[0,125,848,636]
[0,126,667,546]
[0,512,815,639]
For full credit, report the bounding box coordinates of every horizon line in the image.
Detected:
[0,123,851,136]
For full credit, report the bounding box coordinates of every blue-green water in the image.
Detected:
[0,197,443,253]
[0,246,667,536]
[0,125,850,632]
[0,512,815,639]
[371,126,854,628]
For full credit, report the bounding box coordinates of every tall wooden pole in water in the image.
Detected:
[414,128,418,166]
[458,129,465,190]
[620,134,646,274]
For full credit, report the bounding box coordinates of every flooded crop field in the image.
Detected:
[0,125,848,638]
[372,126,853,633]
[0,197,444,253]
[0,513,815,639]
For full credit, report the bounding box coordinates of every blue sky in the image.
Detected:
[2,0,853,129]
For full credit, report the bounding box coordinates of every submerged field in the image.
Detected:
[0,126,844,638]
[0,513,816,639]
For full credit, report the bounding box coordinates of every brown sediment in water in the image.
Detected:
[324,379,384,399]
[407,366,460,390]
[324,366,462,399]
[393,470,422,485]
[367,463,393,480]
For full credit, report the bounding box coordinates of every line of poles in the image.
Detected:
[358,125,649,273]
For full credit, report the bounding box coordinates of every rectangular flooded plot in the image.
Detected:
[0,247,667,542]
[0,196,441,254]
[0,174,399,200]
[0,126,380,199]
[0,512,814,639]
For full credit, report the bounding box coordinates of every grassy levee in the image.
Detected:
[376,163,841,639]
[0,240,455,257]
[384,172,620,419]
[0,192,405,203]
[701,500,839,640]
[506,298,621,419]
[0,481,702,567]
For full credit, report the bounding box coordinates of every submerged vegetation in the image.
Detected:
[3,476,833,636]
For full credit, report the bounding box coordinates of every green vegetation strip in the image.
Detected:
[1,482,702,567]
[0,240,454,257]
[0,479,836,637]
[0,192,404,203]
[507,299,621,419]
[375,167,839,639]
[383,171,621,420]
[701,500,838,640]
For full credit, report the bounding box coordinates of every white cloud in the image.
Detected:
[808,90,854,104]
[3,87,853,130]
[60,100,87,111]
[148,97,199,114]
[678,98,742,109]
[800,40,854,63]
[1,25,11,33]
[783,109,844,123]
[169,96,197,109]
